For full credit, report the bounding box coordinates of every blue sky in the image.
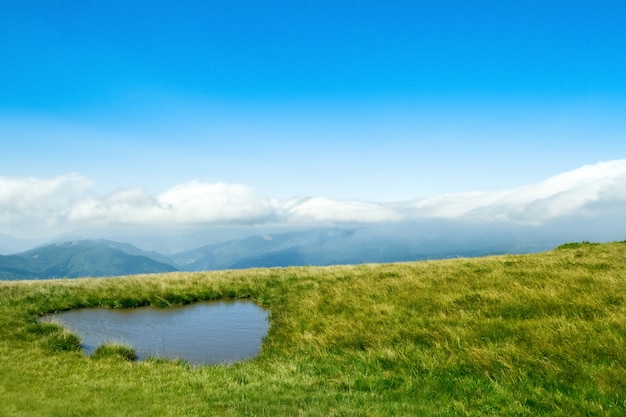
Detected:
[1,1,626,239]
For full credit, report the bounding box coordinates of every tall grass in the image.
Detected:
[1,241,625,416]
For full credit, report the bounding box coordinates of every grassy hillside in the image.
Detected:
[1,242,625,416]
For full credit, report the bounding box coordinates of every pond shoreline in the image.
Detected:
[40,300,270,365]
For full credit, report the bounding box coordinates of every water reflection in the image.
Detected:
[41,300,270,365]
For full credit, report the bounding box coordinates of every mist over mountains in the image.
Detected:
[1,160,626,279]
[2,211,625,280]
[0,228,513,280]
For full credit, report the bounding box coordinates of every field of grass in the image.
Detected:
[1,241,626,416]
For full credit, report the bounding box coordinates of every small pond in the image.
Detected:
[40,300,270,365]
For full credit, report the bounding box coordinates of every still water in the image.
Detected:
[41,300,270,365]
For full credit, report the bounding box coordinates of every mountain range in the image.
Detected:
[0,224,566,280]
[0,240,179,280]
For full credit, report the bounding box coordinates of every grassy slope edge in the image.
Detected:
[1,242,625,416]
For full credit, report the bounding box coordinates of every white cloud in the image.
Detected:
[67,188,161,225]
[285,197,403,223]
[0,173,92,210]
[156,182,276,224]
[406,159,626,223]
[66,182,276,227]
[1,159,626,238]
[0,174,93,235]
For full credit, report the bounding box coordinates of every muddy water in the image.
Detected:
[41,300,270,365]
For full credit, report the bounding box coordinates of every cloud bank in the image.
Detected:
[1,159,626,238]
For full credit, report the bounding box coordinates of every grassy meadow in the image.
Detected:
[1,241,626,416]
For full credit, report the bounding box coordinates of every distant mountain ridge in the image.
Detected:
[169,224,550,271]
[0,224,575,280]
[170,228,356,270]
[0,239,179,280]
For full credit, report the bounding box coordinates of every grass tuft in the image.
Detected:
[91,343,137,361]
[40,328,82,352]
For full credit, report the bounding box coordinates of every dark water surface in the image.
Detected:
[41,300,270,365]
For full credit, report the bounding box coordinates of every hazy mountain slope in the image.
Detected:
[171,228,356,270]
[171,223,548,271]
[0,234,47,255]
[1,217,608,278]
[0,254,37,279]
[226,227,511,269]
[0,240,179,280]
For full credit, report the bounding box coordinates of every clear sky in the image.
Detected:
[1,1,626,239]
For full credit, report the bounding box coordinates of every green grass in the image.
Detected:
[1,242,626,416]
[91,343,137,362]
